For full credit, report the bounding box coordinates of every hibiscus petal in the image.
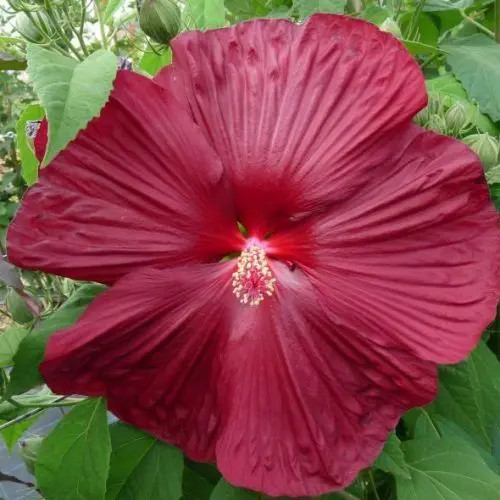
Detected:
[40,261,436,497]
[216,263,436,497]
[34,118,48,162]
[270,128,499,364]
[156,14,427,236]
[40,264,233,460]
[8,70,241,284]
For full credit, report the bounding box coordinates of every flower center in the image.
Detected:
[231,244,276,307]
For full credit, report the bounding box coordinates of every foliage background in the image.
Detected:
[0,0,499,499]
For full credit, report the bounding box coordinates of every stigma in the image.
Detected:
[232,244,276,307]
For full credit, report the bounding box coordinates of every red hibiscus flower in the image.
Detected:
[8,14,499,498]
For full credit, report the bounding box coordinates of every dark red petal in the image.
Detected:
[40,264,233,460]
[216,263,436,497]
[270,128,499,364]
[156,14,427,236]
[8,71,241,285]
[34,118,48,162]
[40,261,436,497]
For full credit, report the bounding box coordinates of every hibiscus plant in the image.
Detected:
[0,0,499,499]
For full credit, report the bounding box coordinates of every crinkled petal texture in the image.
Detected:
[40,264,436,497]
[8,71,241,285]
[156,14,427,236]
[270,128,499,364]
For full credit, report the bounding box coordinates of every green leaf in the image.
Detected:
[103,0,126,24]
[7,284,106,396]
[423,0,473,11]
[0,326,29,367]
[36,398,110,500]
[428,342,500,455]
[26,45,117,166]
[294,0,345,18]
[0,415,39,452]
[224,0,270,19]
[402,39,441,55]
[106,422,183,500]
[442,34,500,122]
[396,438,500,499]
[16,103,44,185]
[358,5,389,26]
[138,48,172,76]
[400,13,439,47]
[184,0,226,29]
[426,74,497,134]
[374,433,411,479]
[210,479,256,500]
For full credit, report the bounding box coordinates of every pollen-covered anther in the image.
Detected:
[232,245,276,306]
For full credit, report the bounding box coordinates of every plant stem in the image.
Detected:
[7,396,82,408]
[94,0,109,50]
[43,2,84,60]
[496,0,500,42]
[336,491,361,500]
[62,3,89,56]
[0,406,46,431]
[459,9,495,38]
[368,469,381,500]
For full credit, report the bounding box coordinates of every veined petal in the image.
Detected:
[270,128,499,364]
[216,263,436,497]
[34,118,48,162]
[156,14,427,236]
[41,261,436,497]
[8,71,241,285]
[40,264,233,460]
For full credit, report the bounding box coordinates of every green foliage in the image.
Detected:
[106,422,183,500]
[16,103,44,185]
[26,45,117,166]
[395,438,500,499]
[443,35,500,122]
[138,47,172,75]
[36,398,111,500]
[0,415,39,452]
[185,0,227,29]
[293,0,345,18]
[375,433,411,479]
[0,326,29,367]
[7,284,106,396]
[210,479,256,499]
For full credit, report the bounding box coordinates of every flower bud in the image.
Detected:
[426,114,446,134]
[379,18,402,39]
[19,436,43,475]
[463,134,499,169]
[444,102,468,134]
[139,0,181,45]
[6,289,34,324]
[14,11,52,43]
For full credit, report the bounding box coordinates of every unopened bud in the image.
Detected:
[426,114,446,134]
[139,0,181,45]
[380,18,402,39]
[19,436,43,475]
[463,134,499,169]
[444,102,468,133]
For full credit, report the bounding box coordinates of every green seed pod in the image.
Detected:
[444,102,468,134]
[6,289,34,325]
[19,436,43,476]
[426,114,446,134]
[14,11,52,43]
[139,0,181,45]
[414,106,430,127]
[379,18,402,39]
[463,134,499,169]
